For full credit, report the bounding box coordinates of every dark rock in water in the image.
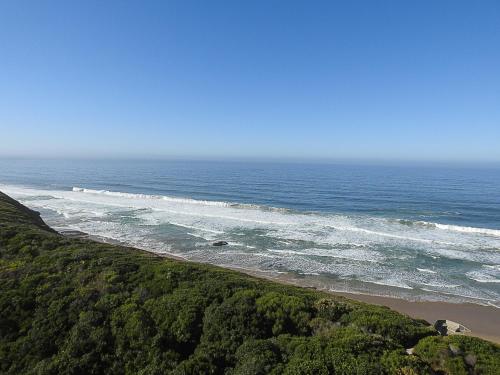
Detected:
[212,241,228,246]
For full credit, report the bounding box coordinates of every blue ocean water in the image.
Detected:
[1,159,499,305]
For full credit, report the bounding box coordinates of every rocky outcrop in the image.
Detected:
[212,241,228,246]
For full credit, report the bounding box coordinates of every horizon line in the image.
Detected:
[1,154,500,167]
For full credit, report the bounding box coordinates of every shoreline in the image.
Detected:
[71,231,500,344]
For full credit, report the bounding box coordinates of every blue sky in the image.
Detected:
[0,1,499,161]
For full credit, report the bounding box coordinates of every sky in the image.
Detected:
[0,1,499,162]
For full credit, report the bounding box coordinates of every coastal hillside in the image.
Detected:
[0,191,499,375]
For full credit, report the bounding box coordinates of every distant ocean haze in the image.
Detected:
[0,159,499,306]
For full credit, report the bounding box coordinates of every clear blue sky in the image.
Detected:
[1,1,499,162]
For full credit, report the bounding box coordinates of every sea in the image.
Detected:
[1,158,499,307]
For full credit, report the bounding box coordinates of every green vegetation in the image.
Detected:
[0,191,499,374]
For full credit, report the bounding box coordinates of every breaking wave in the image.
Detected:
[71,187,500,237]
[71,186,291,213]
[2,183,500,306]
[417,221,500,237]
[72,186,233,207]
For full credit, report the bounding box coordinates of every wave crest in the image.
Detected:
[417,221,500,237]
[71,186,291,212]
[72,187,235,207]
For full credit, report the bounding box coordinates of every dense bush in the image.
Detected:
[414,335,500,375]
[1,191,499,374]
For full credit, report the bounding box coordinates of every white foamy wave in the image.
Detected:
[365,279,414,290]
[483,264,500,271]
[417,268,437,274]
[71,186,293,213]
[3,183,500,306]
[267,248,383,263]
[466,270,500,283]
[72,186,233,207]
[4,184,500,254]
[420,282,460,288]
[167,222,224,234]
[469,278,500,283]
[418,221,500,237]
[268,249,306,256]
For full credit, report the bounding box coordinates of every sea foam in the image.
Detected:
[418,221,500,237]
[2,183,500,306]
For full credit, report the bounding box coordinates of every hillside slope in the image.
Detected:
[1,191,499,374]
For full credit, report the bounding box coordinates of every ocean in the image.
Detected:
[1,158,499,307]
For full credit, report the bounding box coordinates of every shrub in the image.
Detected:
[1,192,498,375]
